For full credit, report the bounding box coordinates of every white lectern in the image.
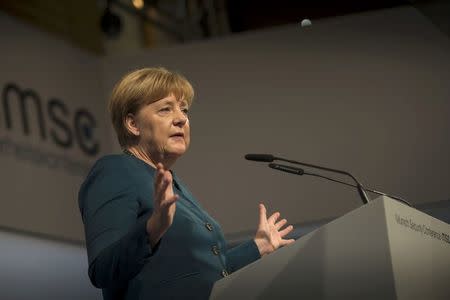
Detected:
[210,196,450,299]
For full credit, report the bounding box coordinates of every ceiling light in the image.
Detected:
[132,0,144,10]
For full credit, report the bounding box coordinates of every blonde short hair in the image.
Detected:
[109,67,194,147]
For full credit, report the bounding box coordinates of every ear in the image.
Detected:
[125,113,140,137]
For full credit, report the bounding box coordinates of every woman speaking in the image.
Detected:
[79,67,295,299]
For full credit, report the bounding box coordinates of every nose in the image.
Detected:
[173,108,188,127]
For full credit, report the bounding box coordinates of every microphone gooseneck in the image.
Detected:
[252,155,411,206]
[246,153,370,204]
[282,156,371,204]
[271,164,411,207]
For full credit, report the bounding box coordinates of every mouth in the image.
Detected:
[170,133,184,138]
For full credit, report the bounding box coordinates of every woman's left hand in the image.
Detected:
[254,203,295,256]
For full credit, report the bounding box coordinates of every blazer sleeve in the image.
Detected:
[78,156,159,288]
[225,239,261,273]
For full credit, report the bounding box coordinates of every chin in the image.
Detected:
[167,147,187,157]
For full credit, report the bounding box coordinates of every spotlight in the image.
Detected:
[300,19,312,27]
[132,0,144,10]
[100,6,122,38]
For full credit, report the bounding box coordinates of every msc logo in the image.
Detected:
[1,82,99,156]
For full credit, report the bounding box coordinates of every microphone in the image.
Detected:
[244,154,275,162]
[245,153,371,204]
[267,162,411,207]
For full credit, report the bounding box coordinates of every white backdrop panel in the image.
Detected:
[0,12,109,241]
[102,6,450,235]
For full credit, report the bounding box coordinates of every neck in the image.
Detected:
[125,146,177,169]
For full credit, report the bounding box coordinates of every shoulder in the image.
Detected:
[79,154,156,196]
[91,154,134,171]
[86,154,153,178]
[78,154,142,214]
[81,154,144,186]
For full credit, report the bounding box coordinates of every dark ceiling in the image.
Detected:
[226,0,410,32]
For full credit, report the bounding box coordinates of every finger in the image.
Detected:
[275,219,287,230]
[268,212,280,224]
[156,162,165,173]
[155,170,168,193]
[280,238,296,246]
[162,194,179,207]
[164,170,173,184]
[162,171,173,194]
[258,203,267,226]
[154,165,165,191]
[279,224,294,237]
[155,172,171,204]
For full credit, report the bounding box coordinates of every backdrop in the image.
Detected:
[0,12,109,241]
[0,6,449,242]
[102,6,450,236]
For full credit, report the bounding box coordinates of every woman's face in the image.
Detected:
[134,94,190,160]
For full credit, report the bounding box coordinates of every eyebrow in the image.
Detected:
[160,99,188,107]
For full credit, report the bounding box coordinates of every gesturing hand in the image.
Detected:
[146,163,179,248]
[254,203,295,256]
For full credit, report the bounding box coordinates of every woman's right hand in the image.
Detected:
[146,163,179,248]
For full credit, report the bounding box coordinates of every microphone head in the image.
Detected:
[244,154,274,162]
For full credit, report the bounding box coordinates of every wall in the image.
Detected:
[0,12,109,242]
[102,6,450,235]
[1,5,449,299]
[2,4,449,242]
[0,230,100,300]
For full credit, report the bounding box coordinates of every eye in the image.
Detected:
[159,107,171,113]
[181,108,189,115]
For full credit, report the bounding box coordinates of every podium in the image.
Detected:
[210,196,450,299]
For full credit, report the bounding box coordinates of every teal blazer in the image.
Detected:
[79,154,261,299]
